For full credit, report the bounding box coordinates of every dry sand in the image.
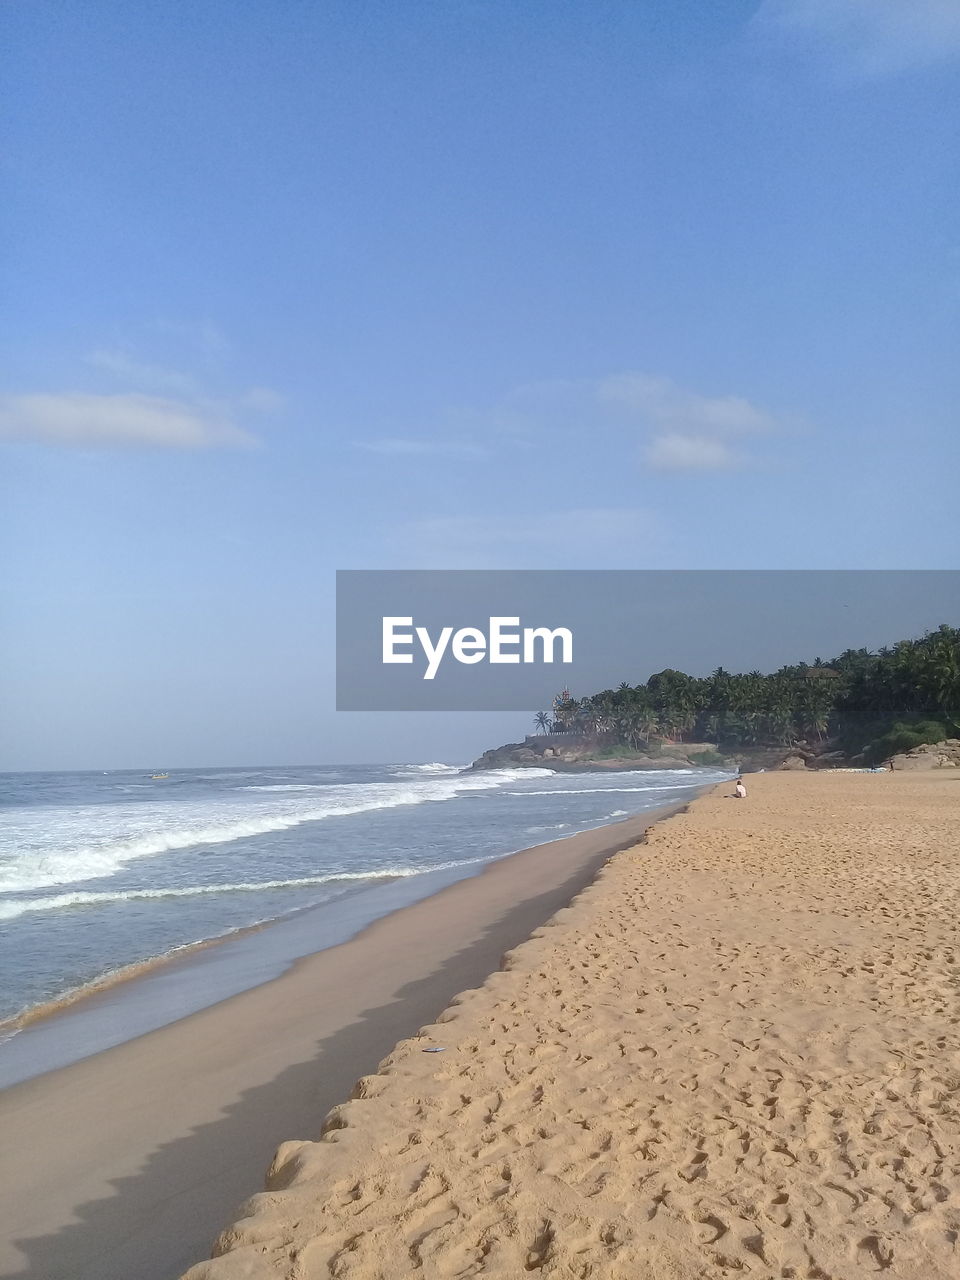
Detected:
[183,772,960,1280]
[0,811,672,1280]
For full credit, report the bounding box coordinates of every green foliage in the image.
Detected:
[862,720,952,766]
[558,624,960,761]
[687,749,726,768]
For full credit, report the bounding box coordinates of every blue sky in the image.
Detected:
[2,1,958,769]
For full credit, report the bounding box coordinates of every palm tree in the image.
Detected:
[552,693,579,732]
[546,623,957,761]
[923,625,960,717]
[533,711,551,735]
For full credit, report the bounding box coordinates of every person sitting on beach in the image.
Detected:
[734,778,747,799]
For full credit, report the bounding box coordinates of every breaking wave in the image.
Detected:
[0,766,553,893]
[394,762,464,775]
[0,854,496,922]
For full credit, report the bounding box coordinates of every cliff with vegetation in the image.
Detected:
[470,737,727,773]
[470,624,960,773]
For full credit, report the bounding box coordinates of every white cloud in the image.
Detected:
[599,373,773,436]
[356,437,486,460]
[751,0,960,75]
[88,348,197,395]
[596,372,776,470]
[0,393,256,450]
[645,433,737,471]
[425,372,780,473]
[90,345,284,420]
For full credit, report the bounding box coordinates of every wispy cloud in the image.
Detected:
[645,433,737,471]
[88,348,197,395]
[597,372,776,471]
[356,437,486,460]
[0,393,256,450]
[600,373,772,431]
[751,0,960,76]
[9,326,285,450]
[425,372,781,473]
[90,342,284,417]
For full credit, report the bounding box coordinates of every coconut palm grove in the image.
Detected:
[540,624,960,766]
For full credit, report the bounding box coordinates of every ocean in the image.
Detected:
[0,761,728,1030]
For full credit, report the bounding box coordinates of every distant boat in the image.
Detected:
[150,773,169,780]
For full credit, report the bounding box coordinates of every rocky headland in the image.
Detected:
[468,737,727,773]
[468,735,960,774]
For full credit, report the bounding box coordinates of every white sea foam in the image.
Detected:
[0,854,496,922]
[483,767,555,781]
[0,767,553,893]
[0,762,722,1031]
[395,762,463,775]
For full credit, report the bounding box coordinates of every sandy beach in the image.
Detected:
[181,772,960,1280]
[0,809,676,1280]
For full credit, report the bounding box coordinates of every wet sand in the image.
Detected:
[183,773,960,1280]
[0,809,678,1280]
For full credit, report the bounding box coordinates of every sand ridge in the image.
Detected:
[184,773,960,1279]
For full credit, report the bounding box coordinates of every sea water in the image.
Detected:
[0,762,727,1027]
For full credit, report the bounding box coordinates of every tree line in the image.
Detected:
[536,624,960,761]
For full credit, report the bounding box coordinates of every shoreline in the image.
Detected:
[0,863,490,1087]
[0,803,686,1280]
[183,771,960,1280]
[0,794,709,1089]
[0,920,266,1037]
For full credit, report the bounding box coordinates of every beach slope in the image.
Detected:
[0,811,676,1280]
[185,773,960,1280]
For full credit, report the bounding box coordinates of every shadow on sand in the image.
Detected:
[10,853,614,1280]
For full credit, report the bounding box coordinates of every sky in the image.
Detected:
[1,0,958,770]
